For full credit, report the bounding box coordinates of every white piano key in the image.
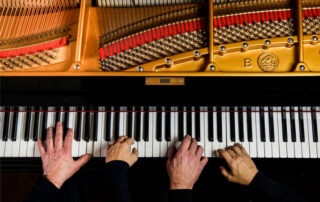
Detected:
[119,106,125,136]
[316,106,320,158]
[306,106,317,158]
[225,106,232,148]
[137,107,146,157]
[4,111,13,157]
[93,107,103,157]
[300,107,310,158]
[249,107,257,158]
[220,106,227,149]
[146,107,153,157]
[78,110,87,156]
[203,107,212,157]
[69,107,79,157]
[183,106,187,136]
[270,107,279,158]
[198,106,205,149]
[0,107,5,157]
[160,106,168,157]
[131,107,138,152]
[211,107,220,157]
[234,106,240,143]
[285,107,295,158]
[277,107,287,158]
[264,106,272,158]
[173,107,179,149]
[293,107,302,158]
[100,108,108,158]
[191,106,196,139]
[13,108,24,157]
[152,107,161,157]
[240,107,250,155]
[26,111,36,157]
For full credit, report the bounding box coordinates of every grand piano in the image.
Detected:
[1,0,320,202]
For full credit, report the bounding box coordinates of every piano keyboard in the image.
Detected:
[0,106,319,158]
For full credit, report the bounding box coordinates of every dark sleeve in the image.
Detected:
[104,160,131,202]
[249,172,309,202]
[24,177,60,202]
[168,189,193,202]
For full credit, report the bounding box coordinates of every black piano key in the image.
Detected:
[178,106,184,141]
[127,107,133,139]
[11,107,19,141]
[268,107,275,142]
[104,106,111,141]
[259,106,266,142]
[84,107,91,142]
[135,107,141,142]
[165,107,171,141]
[156,106,162,141]
[33,107,40,141]
[281,107,288,142]
[64,106,70,135]
[208,106,214,142]
[298,107,305,142]
[2,107,10,141]
[311,107,318,142]
[247,107,253,142]
[114,107,120,140]
[230,106,235,142]
[195,107,201,141]
[186,107,192,136]
[143,107,149,141]
[24,107,32,141]
[290,107,296,142]
[75,107,83,141]
[238,106,244,142]
[217,106,222,142]
[93,107,99,141]
[42,107,48,141]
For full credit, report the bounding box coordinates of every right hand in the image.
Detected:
[218,143,258,186]
[106,136,138,167]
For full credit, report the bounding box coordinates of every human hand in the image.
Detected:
[166,135,208,190]
[105,136,138,167]
[218,143,258,186]
[37,122,92,189]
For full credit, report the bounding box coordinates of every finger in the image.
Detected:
[37,139,46,157]
[235,143,249,155]
[124,137,134,145]
[226,148,237,158]
[195,145,204,158]
[116,135,127,143]
[220,166,233,182]
[188,138,198,153]
[200,156,208,169]
[132,147,139,158]
[232,144,243,155]
[63,128,73,156]
[218,149,233,165]
[45,127,54,153]
[168,145,176,160]
[75,154,92,168]
[54,122,63,149]
[179,135,192,152]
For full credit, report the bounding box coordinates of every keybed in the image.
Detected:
[0,106,319,158]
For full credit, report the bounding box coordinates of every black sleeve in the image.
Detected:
[103,160,132,202]
[168,189,193,202]
[24,177,60,202]
[249,172,309,202]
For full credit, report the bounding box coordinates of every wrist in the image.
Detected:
[170,182,193,190]
[44,175,64,189]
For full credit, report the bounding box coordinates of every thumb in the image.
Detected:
[220,166,233,182]
[75,154,92,168]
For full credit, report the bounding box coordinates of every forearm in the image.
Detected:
[168,189,193,202]
[104,160,131,202]
[25,177,60,202]
[249,172,309,202]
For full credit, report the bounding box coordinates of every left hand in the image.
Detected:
[37,122,92,189]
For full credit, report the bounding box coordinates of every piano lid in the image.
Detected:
[0,0,320,76]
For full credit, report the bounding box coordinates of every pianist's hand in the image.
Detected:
[105,136,138,167]
[37,122,92,189]
[218,143,258,186]
[166,135,208,190]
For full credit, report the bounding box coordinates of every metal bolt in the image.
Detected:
[210,65,215,71]
[242,42,248,48]
[219,46,226,52]
[165,58,172,64]
[138,66,144,72]
[74,64,80,70]
[194,50,200,57]
[287,37,294,43]
[312,35,318,42]
[299,65,305,71]
[264,40,271,45]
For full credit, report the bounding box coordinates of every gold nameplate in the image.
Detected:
[145,77,185,86]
